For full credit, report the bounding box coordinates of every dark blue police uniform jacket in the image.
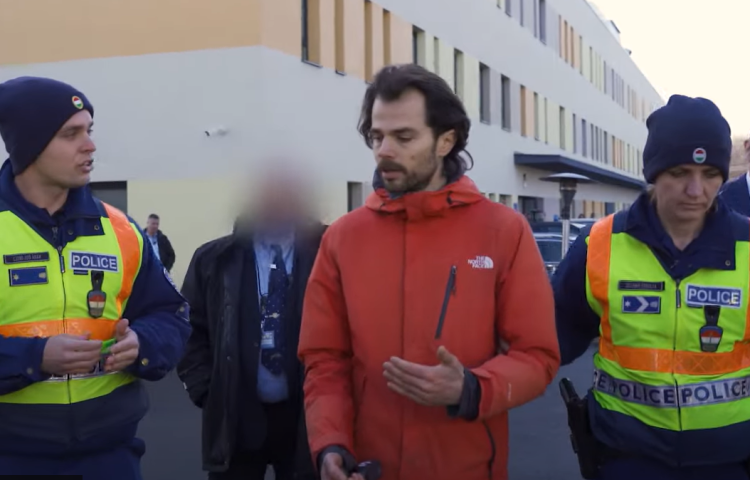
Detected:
[554,192,750,480]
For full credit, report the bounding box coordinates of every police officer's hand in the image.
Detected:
[320,453,364,480]
[41,334,103,376]
[383,345,465,406]
[104,319,139,372]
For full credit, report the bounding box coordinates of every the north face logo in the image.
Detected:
[468,255,494,269]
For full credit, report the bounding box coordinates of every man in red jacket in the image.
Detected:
[298,64,560,480]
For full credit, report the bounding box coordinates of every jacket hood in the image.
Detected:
[365,170,485,220]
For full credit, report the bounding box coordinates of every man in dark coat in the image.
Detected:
[177,167,322,480]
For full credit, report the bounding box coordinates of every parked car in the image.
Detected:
[534,233,574,278]
[530,219,596,239]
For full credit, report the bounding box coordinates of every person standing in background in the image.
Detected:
[178,165,322,480]
[718,135,750,215]
[143,213,176,272]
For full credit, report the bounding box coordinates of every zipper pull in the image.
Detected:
[450,265,457,294]
[676,282,681,308]
[57,246,65,273]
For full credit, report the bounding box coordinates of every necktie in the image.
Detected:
[260,244,288,375]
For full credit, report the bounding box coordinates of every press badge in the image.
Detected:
[261,331,275,349]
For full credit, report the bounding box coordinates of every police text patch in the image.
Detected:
[68,251,119,273]
[621,295,661,314]
[9,266,48,286]
[685,284,742,309]
[3,252,50,265]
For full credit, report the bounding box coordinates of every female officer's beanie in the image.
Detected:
[642,94,732,184]
[0,76,94,175]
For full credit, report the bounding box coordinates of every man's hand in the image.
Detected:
[104,319,140,372]
[320,453,364,480]
[41,334,103,376]
[383,345,465,406]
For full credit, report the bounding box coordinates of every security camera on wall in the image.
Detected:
[204,126,229,137]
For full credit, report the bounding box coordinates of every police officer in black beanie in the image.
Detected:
[554,94,750,480]
[0,77,190,478]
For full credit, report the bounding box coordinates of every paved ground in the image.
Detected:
[138,347,596,480]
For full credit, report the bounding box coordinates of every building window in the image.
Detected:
[533,92,540,140]
[505,0,512,16]
[539,0,547,43]
[454,50,464,97]
[301,0,310,62]
[480,63,491,123]
[347,182,364,212]
[544,97,549,144]
[572,113,577,153]
[364,0,374,80]
[559,106,566,149]
[433,37,440,72]
[501,75,511,131]
[383,10,392,66]
[412,27,419,64]
[533,0,538,37]
[603,61,608,94]
[520,86,528,137]
[581,118,587,157]
[519,0,524,26]
[604,132,609,164]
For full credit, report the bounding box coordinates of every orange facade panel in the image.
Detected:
[0,0,264,65]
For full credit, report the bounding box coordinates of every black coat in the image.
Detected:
[143,229,176,272]
[176,222,325,476]
[719,174,750,217]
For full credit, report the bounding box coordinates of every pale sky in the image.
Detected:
[591,0,749,139]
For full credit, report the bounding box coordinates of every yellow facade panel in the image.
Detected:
[462,55,481,120]
[547,99,561,149]
[307,0,336,69]
[436,39,455,89]
[564,108,574,153]
[536,94,547,143]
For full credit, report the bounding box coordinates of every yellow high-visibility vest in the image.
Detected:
[0,202,143,404]
[586,213,750,432]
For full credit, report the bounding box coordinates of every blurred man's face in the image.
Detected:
[28,110,95,189]
[146,217,159,235]
[368,89,455,194]
[253,172,309,228]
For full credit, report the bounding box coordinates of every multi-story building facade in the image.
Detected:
[0,0,662,284]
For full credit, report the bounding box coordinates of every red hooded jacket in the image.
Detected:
[298,175,560,480]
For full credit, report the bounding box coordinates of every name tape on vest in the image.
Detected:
[621,295,661,314]
[617,280,665,292]
[685,284,742,309]
[69,251,120,273]
[594,369,750,408]
[3,252,50,265]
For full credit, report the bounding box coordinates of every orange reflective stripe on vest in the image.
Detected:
[102,202,140,316]
[0,318,115,341]
[587,216,750,375]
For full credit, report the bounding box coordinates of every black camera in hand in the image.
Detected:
[346,459,382,480]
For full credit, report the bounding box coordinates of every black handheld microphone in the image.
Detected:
[348,460,382,480]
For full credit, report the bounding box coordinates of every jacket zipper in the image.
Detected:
[483,421,496,479]
[674,280,682,433]
[434,265,457,339]
[399,220,407,469]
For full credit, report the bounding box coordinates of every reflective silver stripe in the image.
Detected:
[593,368,750,408]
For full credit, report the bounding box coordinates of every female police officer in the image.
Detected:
[554,95,750,480]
